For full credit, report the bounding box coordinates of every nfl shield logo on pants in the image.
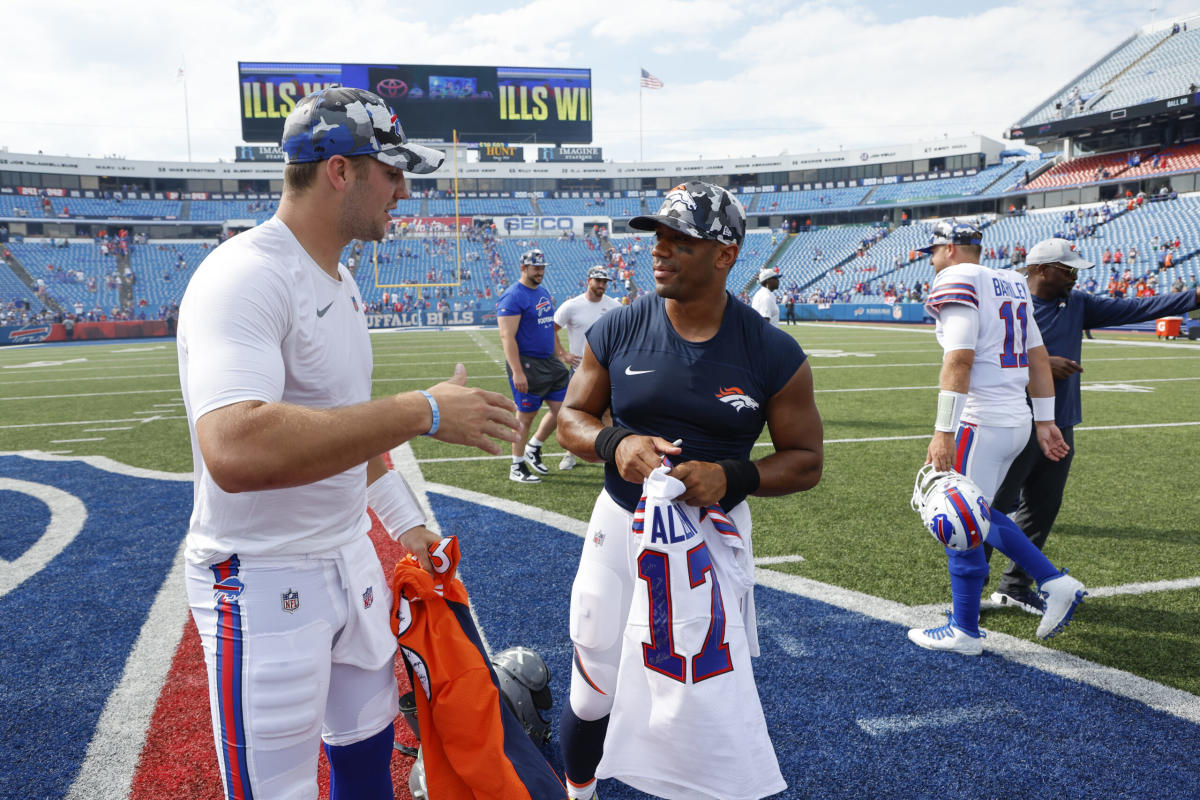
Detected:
[281,588,300,614]
[362,586,374,609]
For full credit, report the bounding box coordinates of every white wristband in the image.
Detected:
[934,390,967,433]
[1031,396,1055,422]
[366,470,425,541]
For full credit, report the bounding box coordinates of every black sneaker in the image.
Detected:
[510,461,541,483]
[523,444,549,475]
[990,587,1046,615]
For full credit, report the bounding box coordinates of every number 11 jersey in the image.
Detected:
[926,262,1045,427]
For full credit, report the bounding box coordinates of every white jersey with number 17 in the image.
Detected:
[925,262,1044,428]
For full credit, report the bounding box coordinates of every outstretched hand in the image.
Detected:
[426,363,520,455]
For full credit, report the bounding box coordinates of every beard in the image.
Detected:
[338,180,389,243]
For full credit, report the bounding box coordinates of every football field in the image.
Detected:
[2,321,1198,798]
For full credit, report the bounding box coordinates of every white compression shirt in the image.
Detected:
[177,217,374,564]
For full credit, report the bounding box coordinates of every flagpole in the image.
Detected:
[639,80,644,162]
[180,59,193,162]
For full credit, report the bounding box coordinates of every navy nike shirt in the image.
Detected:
[587,291,806,512]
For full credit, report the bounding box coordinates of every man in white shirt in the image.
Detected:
[549,268,619,470]
[177,87,519,800]
[553,265,622,470]
[751,268,781,326]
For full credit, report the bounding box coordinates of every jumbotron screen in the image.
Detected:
[239,62,593,145]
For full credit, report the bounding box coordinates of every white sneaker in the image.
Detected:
[1036,570,1087,639]
[524,444,549,475]
[559,451,577,470]
[509,461,541,483]
[907,611,984,655]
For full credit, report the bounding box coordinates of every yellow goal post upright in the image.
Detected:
[371,129,463,300]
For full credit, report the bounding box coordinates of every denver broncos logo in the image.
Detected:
[715,386,759,412]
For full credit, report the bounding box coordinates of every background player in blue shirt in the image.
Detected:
[554,181,825,800]
[988,237,1200,612]
[497,248,573,483]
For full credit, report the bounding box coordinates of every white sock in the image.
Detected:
[566,777,597,799]
[528,437,543,448]
[512,456,524,465]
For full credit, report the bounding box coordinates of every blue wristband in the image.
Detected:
[419,390,439,436]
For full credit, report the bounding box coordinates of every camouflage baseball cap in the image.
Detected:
[281,87,444,174]
[587,265,610,280]
[917,219,983,253]
[629,181,746,246]
[520,249,548,268]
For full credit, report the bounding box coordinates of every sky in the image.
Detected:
[2,0,1196,165]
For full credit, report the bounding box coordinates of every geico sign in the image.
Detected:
[503,217,574,231]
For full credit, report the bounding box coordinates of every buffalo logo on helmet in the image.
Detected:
[911,464,990,551]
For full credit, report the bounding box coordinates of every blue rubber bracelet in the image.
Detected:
[419,390,439,436]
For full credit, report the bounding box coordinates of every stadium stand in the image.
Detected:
[427,196,533,216]
[1018,29,1173,126]
[751,186,873,213]
[864,163,1021,205]
[7,240,125,314]
[1022,148,1157,190]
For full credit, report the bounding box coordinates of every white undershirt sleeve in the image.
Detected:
[938,303,979,352]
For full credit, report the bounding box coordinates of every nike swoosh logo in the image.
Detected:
[625,366,655,376]
[316,302,334,318]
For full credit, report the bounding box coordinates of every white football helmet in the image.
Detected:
[910,464,991,551]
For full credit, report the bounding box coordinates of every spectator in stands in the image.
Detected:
[988,238,1200,612]
[1171,277,1186,293]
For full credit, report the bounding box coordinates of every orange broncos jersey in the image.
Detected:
[390,537,565,800]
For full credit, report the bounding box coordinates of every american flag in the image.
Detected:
[640,69,663,89]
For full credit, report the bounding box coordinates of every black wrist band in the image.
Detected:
[718,459,760,497]
[594,426,635,463]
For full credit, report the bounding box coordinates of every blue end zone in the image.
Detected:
[428,491,1200,800]
[0,455,191,799]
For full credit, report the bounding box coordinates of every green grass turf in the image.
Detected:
[2,324,1198,694]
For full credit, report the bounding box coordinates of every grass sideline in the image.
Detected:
[1,322,1198,696]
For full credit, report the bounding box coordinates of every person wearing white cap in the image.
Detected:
[987,237,1200,613]
[177,86,519,799]
[553,265,621,470]
[751,267,782,326]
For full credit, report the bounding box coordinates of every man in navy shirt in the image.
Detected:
[497,248,572,483]
[989,237,1200,612]
[554,181,824,800]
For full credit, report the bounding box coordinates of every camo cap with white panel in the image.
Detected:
[629,181,746,246]
[281,86,444,174]
[917,219,983,254]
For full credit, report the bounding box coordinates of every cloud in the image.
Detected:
[0,0,1196,163]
